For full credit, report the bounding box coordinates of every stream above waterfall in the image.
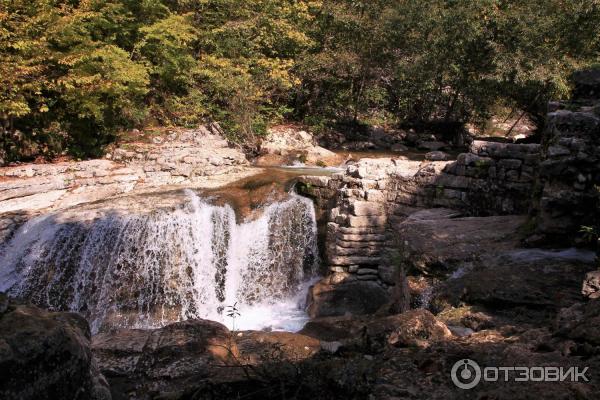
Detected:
[0,167,336,334]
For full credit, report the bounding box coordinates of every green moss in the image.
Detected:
[435,184,444,197]
[518,216,538,237]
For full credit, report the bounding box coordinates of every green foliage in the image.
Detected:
[296,0,600,131]
[1,0,599,162]
[186,0,317,147]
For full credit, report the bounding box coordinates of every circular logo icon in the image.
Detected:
[451,359,482,389]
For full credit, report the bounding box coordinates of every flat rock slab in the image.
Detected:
[438,248,597,311]
[394,208,527,275]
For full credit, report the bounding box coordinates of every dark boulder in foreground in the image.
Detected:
[0,293,111,400]
[92,320,323,400]
[306,280,389,318]
[92,319,240,400]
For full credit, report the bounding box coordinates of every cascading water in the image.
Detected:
[0,189,319,333]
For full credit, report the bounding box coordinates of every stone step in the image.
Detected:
[328,255,381,265]
[337,233,387,242]
[334,247,382,256]
[347,216,387,228]
[336,240,385,249]
[357,268,378,275]
[336,226,387,235]
[356,274,378,281]
[350,201,385,216]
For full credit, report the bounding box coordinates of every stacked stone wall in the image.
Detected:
[298,140,542,284]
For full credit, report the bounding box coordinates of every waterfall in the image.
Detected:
[0,190,319,333]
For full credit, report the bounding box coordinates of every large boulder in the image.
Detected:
[93,322,327,399]
[257,126,342,166]
[306,280,389,318]
[0,294,110,400]
[436,249,597,314]
[92,319,239,399]
[392,209,526,276]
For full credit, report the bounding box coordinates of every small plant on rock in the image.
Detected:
[225,302,241,333]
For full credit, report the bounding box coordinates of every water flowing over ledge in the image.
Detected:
[0,189,319,334]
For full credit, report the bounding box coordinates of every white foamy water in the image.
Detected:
[0,190,319,334]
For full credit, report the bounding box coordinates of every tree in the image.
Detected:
[187,0,317,146]
[1,0,599,162]
[0,0,61,160]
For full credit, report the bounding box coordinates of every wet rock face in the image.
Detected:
[0,294,110,400]
[1,191,318,334]
[0,211,27,247]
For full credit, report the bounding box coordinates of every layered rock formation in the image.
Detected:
[298,71,600,319]
[0,125,250,215]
